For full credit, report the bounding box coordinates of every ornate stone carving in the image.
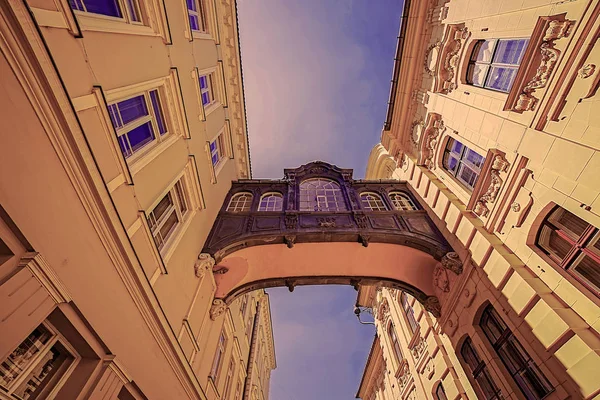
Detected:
[209,299,227,320]
[317,217,336,228]
[424,42,441,77]
[195,253,215,279]
[544,19,572,41]
[283,235,296,248]
[473,153,509,218]
[424,296,441,318]
[418,113,444,170]
[358,234,370,247]
[441,252,463,275]
[511,202,521,212]
[285,214,298,230]
[353,213,369,229]
[431,24,470,94]
[376,297,390,322]
[433,265,450,293]
[398,362,411,391]
[578,64,596,79]
[410,120,424,147]
[246,216,254,231]
[410,335,427,362]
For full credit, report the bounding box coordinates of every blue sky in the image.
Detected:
[237,0,403,398]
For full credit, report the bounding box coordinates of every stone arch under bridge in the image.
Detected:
[199,162,462,320]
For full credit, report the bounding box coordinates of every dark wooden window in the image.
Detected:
[388,323,403,364]
[460,337,502,400]
[442,139,485,191]
[466,39,529,92]
[400,292,419,335]
[480,306,553,399]
[435,383,448,400]
[537,206,600,295]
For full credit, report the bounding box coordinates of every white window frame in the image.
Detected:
[206,126,232,183]
[389,192,417,211]
[210,330,227,381]
[147,180,188,252]
[227,193,253,212]
[258,193,284,212]
[195,67,226,120]
[360,192,388,211]
[0,321,80,399]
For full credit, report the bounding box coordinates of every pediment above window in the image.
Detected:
[427,24,470,94]
[417,113,445,170]
[504,14,574,113]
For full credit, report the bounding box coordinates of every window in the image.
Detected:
[360,192,388,211]
[435,383,448,400]
[388,323,403,364]
[460,337,502,400]
[467,39,529,92]
[199,73,217,108]
[258,193,284,212]
[147,180,188,251]
[400,292,419,335]
[442,139,485,191]
[210,133,227,167]
[227,193,253,212]
[0,323,76,400]
[480,305,553,399]
[245,315,253,339]
[537,206,600,294]
[240,295,248,318]
[108,89,169,159]
[186,0,207,32]
[69,0,142,21]
[389,192,417,211]
[299,178,347,211]
[223,359,235,399]
[210,331,227,380]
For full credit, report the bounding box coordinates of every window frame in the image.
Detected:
[434,383,448,400]
[459,337,503,400]
[147,180,189,253]
[69,0,144,24]
[186,0,207,33]
[388,191,417,211]
[360,192,388,211]
[258,193,284,212]
[466,38,529,93]
[195,67,226,120]
[210,330,227,382]
[442,138,485,192]
[387,322,403,365]
[227,193,254,212]
[400,292,419,336]
[298,178,347,212]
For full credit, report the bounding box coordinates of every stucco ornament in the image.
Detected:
[431,24,470,94]
[433,265,450,293]
[424,296,441,318]
[424,42,441,77]
[418,113,445,170]
[410,120,424,147]
[377,298,390,322]
[194,253,215,279]
[410,335,427,362]
[511,202,521,212]
[209,299,227,320]
[473,154,510,218]
[578,64,596,79]
[441,252,463,275]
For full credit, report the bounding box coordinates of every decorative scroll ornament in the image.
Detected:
[512,18,573,112]
[473,154,510,218]
[209,299,227,320]
[424,296,441,318]
[578,64,596,79]
[418,113,445,170]
[433,265,450,293]
[424,42,442,77]
[285,213,298,230]
[430,24,470,94]
[410,335,427,362]
[195,253,215,279]
[441,252,463,275]
[377,298,390,322]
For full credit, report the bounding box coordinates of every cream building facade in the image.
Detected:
[0,0,274,398]
[359,0,600,399]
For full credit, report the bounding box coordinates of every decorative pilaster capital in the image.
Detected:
[441,252,463,275]
[194,253,215,279]
[209,299,227,320]
[424,296,441,318]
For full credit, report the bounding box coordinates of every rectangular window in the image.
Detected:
[69,0,142,22]
[108,89,169,159]
[199,73,217,107]
[0,323,76,399]
[147,180,188,251]
[401,292,419,335]
[461,337,502,400]
[210,133,226,167]
[442,138,485,191]
[187,0,207,32]
[223,359,235,399]
[210,331,226,380]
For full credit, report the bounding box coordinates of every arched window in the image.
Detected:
[537,206,600,294]
[299,178,347,211]
[360,192,388,211]
[389,192,417,211]
[480,305,553,399]
[467,39,529,92]
[400,292,419,335]
[434,383,448,400]
[258,193,283,211]
[387,323,403,364]
[442,138,485,191]
[460,337,502,400]
[227,192,253,212]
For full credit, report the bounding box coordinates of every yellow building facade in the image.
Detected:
[0,0,274,399]
[359,0,600,399]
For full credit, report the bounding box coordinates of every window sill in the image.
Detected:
[128,134,180,177]
[192,31,214,41]
[75,12,158,37]
[203,102,221,120]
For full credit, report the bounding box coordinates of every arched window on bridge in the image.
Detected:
[258,192,283,212]
[299,178,347,211]
[227,192,253,212]
[360,192,388,211]
[389,192,417,211]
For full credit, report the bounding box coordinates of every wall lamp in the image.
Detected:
[354,306,375,326]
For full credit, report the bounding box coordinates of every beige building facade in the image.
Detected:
[359,0,600,399]
[0,0,274,399]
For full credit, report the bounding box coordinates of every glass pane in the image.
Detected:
[551,208,590,239]
[457,164,479,189]
[159,212,179,242]
[126,0,140,22]
[299,178,346,211]
[540,227,573,261]
[493,39,529,65]
[13,342,73,400]
[476,369,502,400]
[468,64,488,87]
[117,135,131,158]
[498,339,530,375]
[108,104,122,128]
[82,0,122,17]
[485,66,517,92]
[149,90,167,135]
[186,0,197,11]
[473,40,496,63]
[460,339,481,371]
[571,253,600,292]
[464,149,485,170]
[189,15,199,31]
[0,326,54,389]
[175,182,187,214]
[199,76,208,89]
[481,307,505,344]
[127,122,154,154]
[152,194,173,223]
[117,95,148,125]
[68,0,85,11]
[450,139,464,155]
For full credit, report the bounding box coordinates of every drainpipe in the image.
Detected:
[242,297,261,400]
